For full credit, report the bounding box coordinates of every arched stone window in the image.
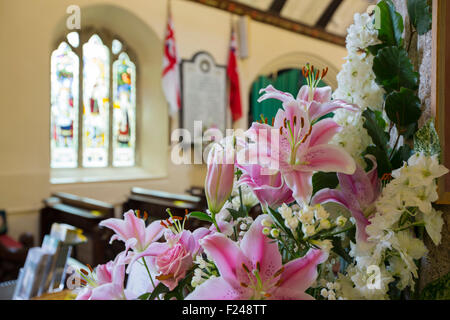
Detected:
[50,29,137,168]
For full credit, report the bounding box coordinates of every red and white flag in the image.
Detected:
[227,26,243,122]
[162,10,181,116]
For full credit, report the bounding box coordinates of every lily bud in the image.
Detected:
[205,144,235,215]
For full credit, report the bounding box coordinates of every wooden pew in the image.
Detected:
[123,187,209,230]
[39,193,122,266]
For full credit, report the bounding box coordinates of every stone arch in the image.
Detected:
[253,51,339,90]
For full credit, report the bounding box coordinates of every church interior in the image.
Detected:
[0,0,449,301]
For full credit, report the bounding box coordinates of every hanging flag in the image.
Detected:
[227,26,243,122]
[162,9,181,116]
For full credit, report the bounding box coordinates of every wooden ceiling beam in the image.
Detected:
[315,0,343,29]
[185,0,346,46]
[268,0,288,14]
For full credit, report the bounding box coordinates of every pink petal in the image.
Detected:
[99,217,130,242]
[338,166,375,209]
[297,85,332,103]
[311,190,370,243]
[75,288,92,300]
[186,277,248,300]
[300,144,356,175]
[278,249,328,293]
[365,155,380,199]
[274,102,311,145]
[240,215,282,283]
[352,208,370,242]
[144,220,165,248]
[199,233,251,288]
[283,170,313,204]
[126,242,169,273]
[311,188,350,209]
[124,210,147,247]
[90,283,124,300]
[308,100,359,121]
[271,287,315,300]
[308,118,341,147]
[257,85,294,104]
[244,123,282,171]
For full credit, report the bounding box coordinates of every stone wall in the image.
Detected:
[393,0,450,289]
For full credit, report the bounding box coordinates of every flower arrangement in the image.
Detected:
[75,0,448,300]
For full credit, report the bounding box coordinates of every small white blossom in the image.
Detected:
[302,224,316,237]
[336,216,347,227]
[270,229,280,238]
[314,205,330,220]
[319,219,332,230]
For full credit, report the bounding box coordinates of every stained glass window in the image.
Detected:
[50,32,137,169]
[112,52,136,167]
[50,42,79,168]
[82,35,110,167]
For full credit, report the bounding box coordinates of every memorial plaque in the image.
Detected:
[181,52,227,142]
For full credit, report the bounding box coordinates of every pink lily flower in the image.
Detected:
[258,84,359,122]
[99,210,165,269]
[186,215,328,300]
[205,143,235,215]
[311,155,380,242]
[246,102,356,204]
[257,68,359,123]
[76,252,135,300]
[237,162,294,209]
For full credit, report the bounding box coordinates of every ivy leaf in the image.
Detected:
[414,118,442,159]
[363,108,390,153]
[385,88,422,127]
[375,0,404,47]
[364,145,392,178]
[373,46,419,93]
[312,172,339,196]
[391,145,413,169]
[407,0,432,35]
[187,211,213,223]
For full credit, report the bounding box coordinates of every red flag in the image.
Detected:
[227,27,242,122]
[162,10,181,116]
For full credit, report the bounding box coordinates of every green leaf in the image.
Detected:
[363,109,390,153]
[376,0,404,47]
[137,292,152,300]
[420,272,450,300]
[312,172,339,196]
[187,211,213,223]
[385,88,422,127]
[226,208,246,220]
[391,145,413,169]
[407,0,432,35]
[414,118,442,159]
[364,145,392,178]
[373,46,419,93]
[149,282,170,300]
